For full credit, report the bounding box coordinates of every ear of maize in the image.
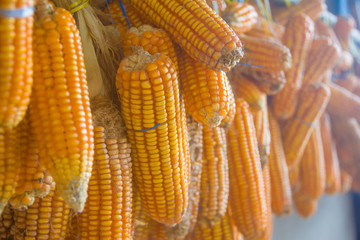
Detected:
[333,15,356,51]
[178,52,235,127]
[293,190,318,218]
[30,2,94,212]
[258,166,273,240]
[272,13,314,120]
[199,126,229,221]
[127,0,243,71]
[268,110,292,216]
[0,0,34,130]
[116,49,189,225]
[298,125,326,199]
[320,114,341,194]
[227,98,268,240]
[282,82,330,168]
[246,17,285,41]
[223,2,258,34]
[106,0,147,28]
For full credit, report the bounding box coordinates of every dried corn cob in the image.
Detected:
[299,125,326,199]
[240,35,292,72]
[320,114,341,194]
[13,186,70,240]
[30,1,94,212]
[222,2,258,34]
[127,0,243,71]
[107,0,147,28]
[272,13,314,120]
[302,37,340,86]
[282,82,330,168]
[268,110,292,216]
[199,126,229,221]
[0,205,13,239]
[116,49,189,225]
[227,98,267,240]
[253,105,271,168]
[293,190,318,218]
[0,127,20,214]
[334,15,356,51]
[246,17,285,40]
[121,25,179,72]
[275,0,327,25]
[229,73,266,112]
[178,52,235,127]
[0,0,33,130]
[328,82,360,123]
[315,19,340,46]
[259,166,273,240]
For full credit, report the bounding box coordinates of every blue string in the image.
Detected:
[117,0,131,28]
[0,6,34,18]
[135,122,164,132]
[105,0,124,58]
[237,62,264,69]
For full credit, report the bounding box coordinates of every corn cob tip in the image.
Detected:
[202,111,223,127]
[122,48,160,71]
[59,181,88,213]
[34,0,53,18]
[219,47,244,71]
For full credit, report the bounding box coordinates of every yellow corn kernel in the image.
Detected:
[0,0,33,129]
[223,2,258,34]
[258,166,273,240]
[127,0,243,71]
[30,1,94,212]
[116,49,189,225]
[107,0,147,28]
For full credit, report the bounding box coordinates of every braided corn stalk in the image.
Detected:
[116,49,189,225]
[0,0,34,129]
[223,2,258,34]
[30,1,94,212]
[272,13,314,120]
[127,0,243,71]
[227,99,268,240]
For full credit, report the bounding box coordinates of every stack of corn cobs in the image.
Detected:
[0,0,359,239]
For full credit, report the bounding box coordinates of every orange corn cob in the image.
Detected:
[240,35,292,72]
[268,110,292,216]
[282,82,330,168]
[0,205,13,239]
[320,114,341,194]
[199,126,229,221]
[272,13,314,120]
[299,125,326,199]
[13,186,70,240]
[222,2,258,34]
[229,73,266,112]
[206,0,227,14]
[0,127,20,213]
[302,37,340,86]
[315,20,340,46]
[259,166,273,240]
[334,15,356,51]
[30,2,94,212]
[293,190,318,218]
[106,0,147,28]
[127,0,243,71]
[0,0,33,130]
[246,17,285,41]
[121,25,179,72]
[275,0,327,25]
[227,99,267,240]
[327,82,360,123]
[116,49,189,225]
[340,170,353,194]
[178,52,235,127]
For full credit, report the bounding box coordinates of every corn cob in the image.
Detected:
[320,114,341,194]
[259,166,273,240]
[293,190,318,218]
[178,52,235,127]
[222,2,258,34]
[246,17,285,41]
[0,205,13,239]
[107,0,147,28]
[334,15,356,51]
[206,0,227,14]
[282,82,330,168]
[268,110,292,216]
[227,98,267,240]
[302,37,340,86]
[240,35,292,72]
[13,186,70,240]
[199,126,229,221]
[0,0,34,130]
[116,49,189,225]
[30,1,94,212]
[229,73,266,112]
[299,125,326,199]
[127,0,243,71]
[272,13,314,120]
[315,19,340,46]
[275,0,327,25]
[328,82,360,123]
[253,105,271,168]
[340,170,353,194]
[0,127,20,214]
